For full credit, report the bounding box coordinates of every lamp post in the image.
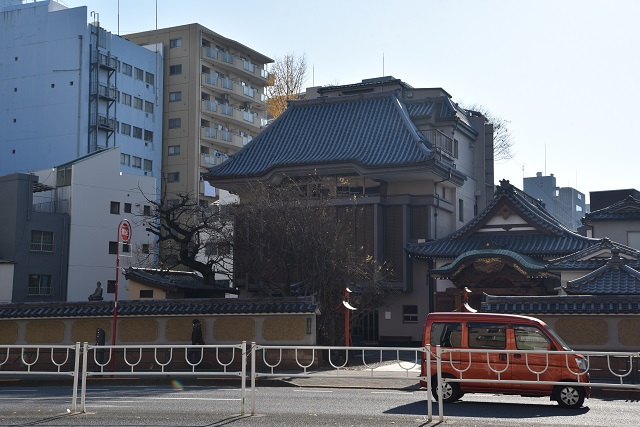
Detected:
[112,219,131,346]
[342,287,357,347]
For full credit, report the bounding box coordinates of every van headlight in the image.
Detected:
[575,356,588,373]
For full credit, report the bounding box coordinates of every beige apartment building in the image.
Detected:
[125,24,272,205]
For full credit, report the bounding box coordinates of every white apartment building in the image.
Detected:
[34,147,157,302]
[0,0,163,190]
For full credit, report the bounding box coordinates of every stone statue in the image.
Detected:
[88,281,104,301]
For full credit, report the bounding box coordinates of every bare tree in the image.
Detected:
[266,53,308,120]
[230,178,395,345]
[464,104,514,162]
[139,191,234,287]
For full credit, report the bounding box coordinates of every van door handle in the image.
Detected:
[499,354,507,361]
[514,354,522,359]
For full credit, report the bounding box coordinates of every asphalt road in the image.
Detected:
[0,384,639,426]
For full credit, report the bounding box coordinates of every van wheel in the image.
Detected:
[555,384,585,409]
[431,376,462,403]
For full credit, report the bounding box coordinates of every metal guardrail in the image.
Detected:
[2,343,640,421]
[79,342,247,414]
[0,344,81,413]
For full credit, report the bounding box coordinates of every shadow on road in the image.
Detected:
[385,400,590,418]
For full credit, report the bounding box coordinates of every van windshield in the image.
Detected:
[543,325,571,350]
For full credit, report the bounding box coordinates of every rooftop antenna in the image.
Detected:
[544,143,547,176]
[117,0,119,35]
[382,52,385,76]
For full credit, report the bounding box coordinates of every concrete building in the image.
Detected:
[32,147,157,302]
[0,0,163,190]
[124,24,272,207]
[523,172,586,231]
[0,173,70,302]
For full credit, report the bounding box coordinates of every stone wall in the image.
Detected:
[0,314,315,346]
[541,315,640,351]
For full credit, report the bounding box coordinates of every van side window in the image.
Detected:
[468,323,506,349]
[430,322,462,348]
[514,325,550,350]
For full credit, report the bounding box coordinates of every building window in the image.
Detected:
[142,243,150,254]
[458,199,464,222]
[28,274,52,296]
[120,153,130,166]
[169,64,182,75]
[122,63,132,76]
[168,118,181,129]
[133,126,143,139]
[121,123,131,136]
[108,241,118,254]
[143,205,151,215]
[169,38,182,48]
[169,91,182,102]
[139,289,154,298]
[168,145,180,155]
[167,172,180,183]
[402,305,418,323]
[132,156,142,169]
[110,201,120,214]
[30,230,54,252]
[134,67,144,81]
[145,72,154,86]
[134,97,143,110]
[167,199,179,208]
[145,101,154,114]
[107,280,116,294]
[144,130,153,142]
[144,159,152,172]
[122,93,132,106]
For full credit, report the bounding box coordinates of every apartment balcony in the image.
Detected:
[32,197,69,214]
[200,127,244,150]
[202,99,218,116]
[201,73,266,106]
[200,151,229,168]
[202,46,269,84]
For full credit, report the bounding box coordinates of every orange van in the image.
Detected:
[420,312,589,408]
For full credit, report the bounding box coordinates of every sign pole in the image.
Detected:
[112,219,131,347]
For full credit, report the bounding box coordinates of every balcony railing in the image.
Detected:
[202,99,218,114]
[221,104,233,116]
[33,198,69,213]
[203,73,218,87]
[97,52,118,70]
[423,129,454,157]
[96,115,116,130]
[30,242,54,252]
[27,286,52,296]
[201,46,269,82]
[243,111,254,123]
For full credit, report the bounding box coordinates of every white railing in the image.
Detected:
[2,342,639,421]
[80,343,247,414]
[0,344,81,413]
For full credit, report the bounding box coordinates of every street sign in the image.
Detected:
[119,220,131,243]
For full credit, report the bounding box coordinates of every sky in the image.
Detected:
[60,0,640,204]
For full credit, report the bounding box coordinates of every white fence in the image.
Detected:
[1,342,640,421]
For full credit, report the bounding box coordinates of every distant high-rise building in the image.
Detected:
[0,0,163,190]
[124,24,272,207]
[523,172,586,230]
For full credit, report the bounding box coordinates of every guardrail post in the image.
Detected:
[251,341,256,416]
[241,341,246,416]
[71,342,80,413]
[436,345,444,421]
[80,342,88,413]
[425,345,432,422]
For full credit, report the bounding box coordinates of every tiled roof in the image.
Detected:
[125,267,239,294]
[564,251,640,295]
[584,196,640,221]
[549,238,640,270]
[430,249,548,276]
[0,297,317,319]
[204,92,465,183]
[407,180,598,259]
[482,294,640,314]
